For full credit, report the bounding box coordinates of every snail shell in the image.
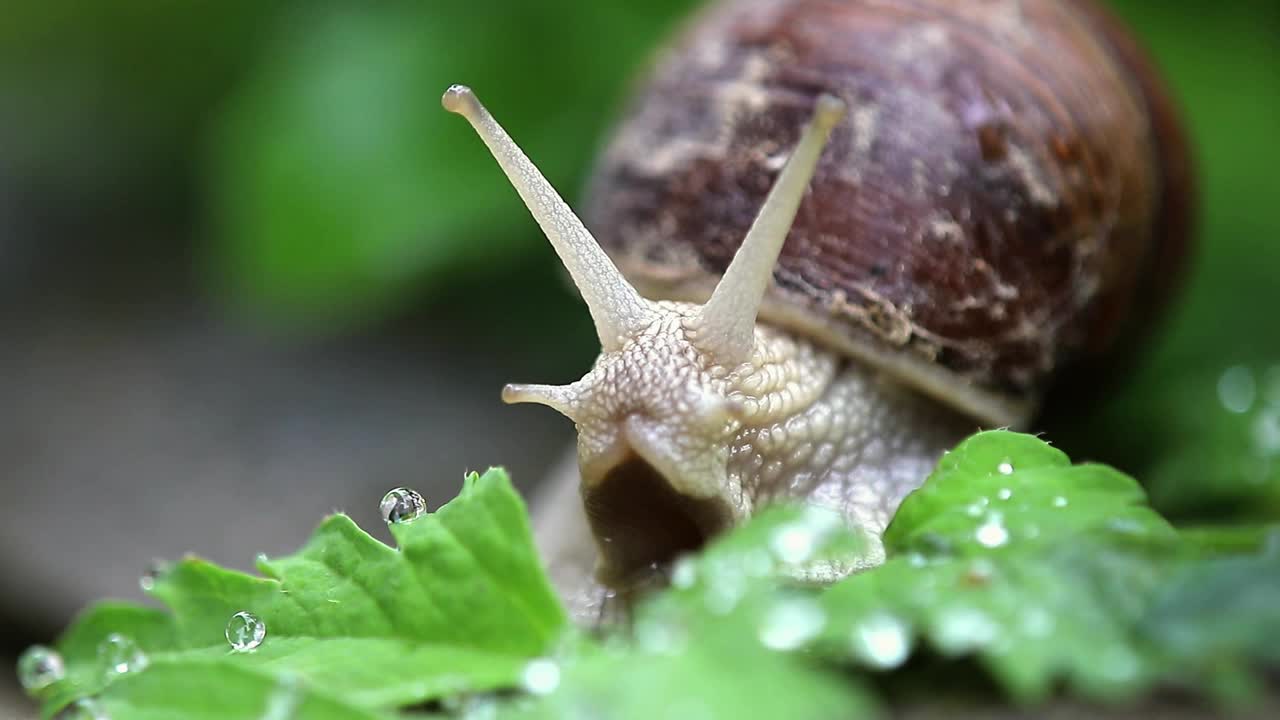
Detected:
[585,0,1194,427]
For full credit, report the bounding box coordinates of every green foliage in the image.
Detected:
[36,469,564,719]
[885,432,1175,556]
[24,432,1280,719]
[207,0,697,328]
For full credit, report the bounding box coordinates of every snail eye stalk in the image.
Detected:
[442,84,654,353]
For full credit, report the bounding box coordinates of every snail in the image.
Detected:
[443,0,1193,619]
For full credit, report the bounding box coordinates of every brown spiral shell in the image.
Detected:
[584,0,1194,426]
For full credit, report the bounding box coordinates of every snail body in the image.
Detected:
[444,0,1192,619]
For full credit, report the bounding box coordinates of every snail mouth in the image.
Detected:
[583,454,733,590]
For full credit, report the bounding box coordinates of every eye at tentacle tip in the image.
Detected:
[441,82,654,353]
[441,84,471,111]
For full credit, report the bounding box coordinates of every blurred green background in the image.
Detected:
[1,0,1277,712]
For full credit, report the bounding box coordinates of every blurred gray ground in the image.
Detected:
[0,286,575,713]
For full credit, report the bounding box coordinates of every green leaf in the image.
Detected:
[43,468,565,718]
[507,508,880,720]
[96,662,393,720]
[885,431,1174,557]
[817,535,1185,702]
[1141,534,1280,668]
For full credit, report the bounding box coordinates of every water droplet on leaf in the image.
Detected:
[670,557,697,589]
[98,634,147,678]
[851,613,911,669]
[757,597,826,651]
[934,606,1000,653]
[997,461,1014,475]
[226,611,267,652]
[521,658,560,695]
[58,698,109,720]
[974,513,1009,548]
[1218,365,1256,414]
[1052,496,1068,508]
[16,645,64,694]
[1019,607,1055,637]
[1252,408,1280,455]
[996,487,1012,500]
[380,487,427,524]
[138,559,169,592]
[635,616,688,655]
[261,673,303,720]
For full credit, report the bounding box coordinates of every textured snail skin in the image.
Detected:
[529,301,971,617]
[585,0,1194,425]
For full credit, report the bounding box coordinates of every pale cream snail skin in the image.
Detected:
[443,85,972,618]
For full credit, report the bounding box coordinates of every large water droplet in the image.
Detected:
[226,611,267,652]
[934,606,1000,653]
[17,645,65,694]
[974,513,1009,548]
[380,487,427,524]
[1052,496,1068,508]
[1218,365,1256,414]
[997,461,1014,475]
[757,597,826,651]
[996,487,1013,500]
[98,634,148,678]
[851,613,911,669]
[520,658,560,695]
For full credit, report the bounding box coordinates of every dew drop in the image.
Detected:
[225,611,267,652]
[1252,408,1280,456]
[1218,365,1256,414]
[1263,365,1280,408]
[670,557,697,590]
[997,461,1014,475]
[974,513,1009,548]
[380,487,427,524]
[634,616,688,655]
[702,563,747,615]
[16,645,65,694]
[138,559,169,592]
[757,598,827,651]
[520,658,561,695]
[1052,496,1068,508]
[996,487,1013,500]
[934,606,1000,653]
[98,634,148,678]
[770,525,816,564]
[769,508,842,565]
[851,613,912,669]
[1019,606,1055,637]
[261,673,303,720]
[57,698,109,720]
